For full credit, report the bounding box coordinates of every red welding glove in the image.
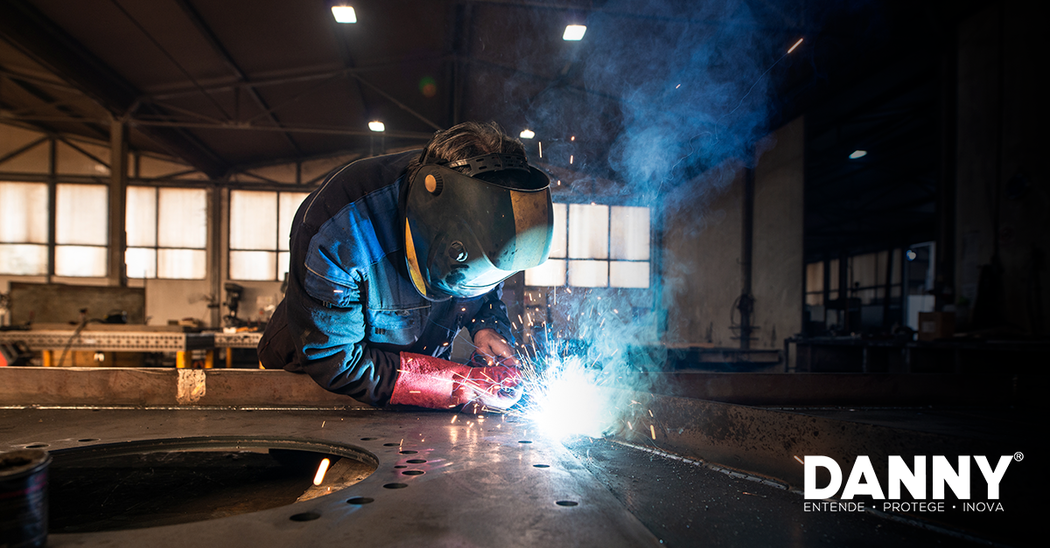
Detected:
[390,352,523,410]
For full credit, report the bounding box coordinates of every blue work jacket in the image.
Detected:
[258,151,515,406]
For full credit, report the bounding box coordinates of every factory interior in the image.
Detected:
[0,0,1045,546]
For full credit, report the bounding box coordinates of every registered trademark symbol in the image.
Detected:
[1013,452,1023,462]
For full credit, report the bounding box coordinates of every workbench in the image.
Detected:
[0,325,263,369]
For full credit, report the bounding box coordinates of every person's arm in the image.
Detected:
[285,268,399,406]
[287,264,521,409]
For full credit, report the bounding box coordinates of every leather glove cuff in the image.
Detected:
[390,352,471,409]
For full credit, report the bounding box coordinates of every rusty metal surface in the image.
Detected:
[0,368,362,407]
[1,408,661,548]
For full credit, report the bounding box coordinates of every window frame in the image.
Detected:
[227,189,309,282]
[525,201,652,289]
[125,185,209,280]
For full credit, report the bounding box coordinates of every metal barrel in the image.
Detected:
[0,449,51,548]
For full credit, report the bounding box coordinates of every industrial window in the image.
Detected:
[0,182,110,277]
[55,184,109,277]
[525,203,650,288]
[228,190,309,281]
[0,182,49,275]
[125,187,208,279]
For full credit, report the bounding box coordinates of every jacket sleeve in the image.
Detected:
[466,283,516,347]
[285,262,399,407]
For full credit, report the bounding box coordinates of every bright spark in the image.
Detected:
[518,355,614,439]
[650,425,656,440]
[313,458,331,485]
[787,38,804,54]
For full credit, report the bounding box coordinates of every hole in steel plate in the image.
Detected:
[383,483,408,489]
[289,512,320,521]
[394,465,407,469]
[402,470,424,476]
[77,439,99,443]
[346,497,374,505]
[383,443,400,447]
[518,440,532,444]
[359,437,378,441]
[46,436,378,533]
[406,459,427,464]
[556,501,579,507]
[24,443,49,449]
[533,464,550,468]
[399,450,417,454]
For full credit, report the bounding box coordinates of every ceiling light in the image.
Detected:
[368,121,385,132]
[906,249,917,261]
[331,6,357,24]
[849,149,867,159]
[563,25,586,41]
[519,129,535,139]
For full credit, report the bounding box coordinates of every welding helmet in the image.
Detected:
[404,152,553,300]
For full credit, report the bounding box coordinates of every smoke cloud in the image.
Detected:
[504,0,843,439]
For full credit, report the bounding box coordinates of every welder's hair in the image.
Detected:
[408,121,527,175]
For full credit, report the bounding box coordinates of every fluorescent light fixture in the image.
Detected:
[563,25,586,41]
[849,149,867,159]
[331,6,357,24]
[368,121,385,132]
[519,129,535,139]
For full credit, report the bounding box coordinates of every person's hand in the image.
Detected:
[391,353,523,410]
[453,365,523,409]
[471,328,520,367]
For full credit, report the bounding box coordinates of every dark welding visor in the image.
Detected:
[404,153,553,300]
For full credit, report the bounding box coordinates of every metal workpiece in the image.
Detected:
[0,408,661,548]
[604,389,1037,547]
[564,437,985,548]
[0,367,362,407]
[607,389,1031,490]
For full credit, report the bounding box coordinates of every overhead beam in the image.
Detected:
[0,0,228,177]
[173,0,302,156]
[146,56,452,100]
[349,73,443,131]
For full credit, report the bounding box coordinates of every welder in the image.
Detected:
[258,121,553,411]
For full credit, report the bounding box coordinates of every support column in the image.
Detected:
[108,117,128,287]
[738,166,755,351]
[46,137,56,283]
[209,186,223,328]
